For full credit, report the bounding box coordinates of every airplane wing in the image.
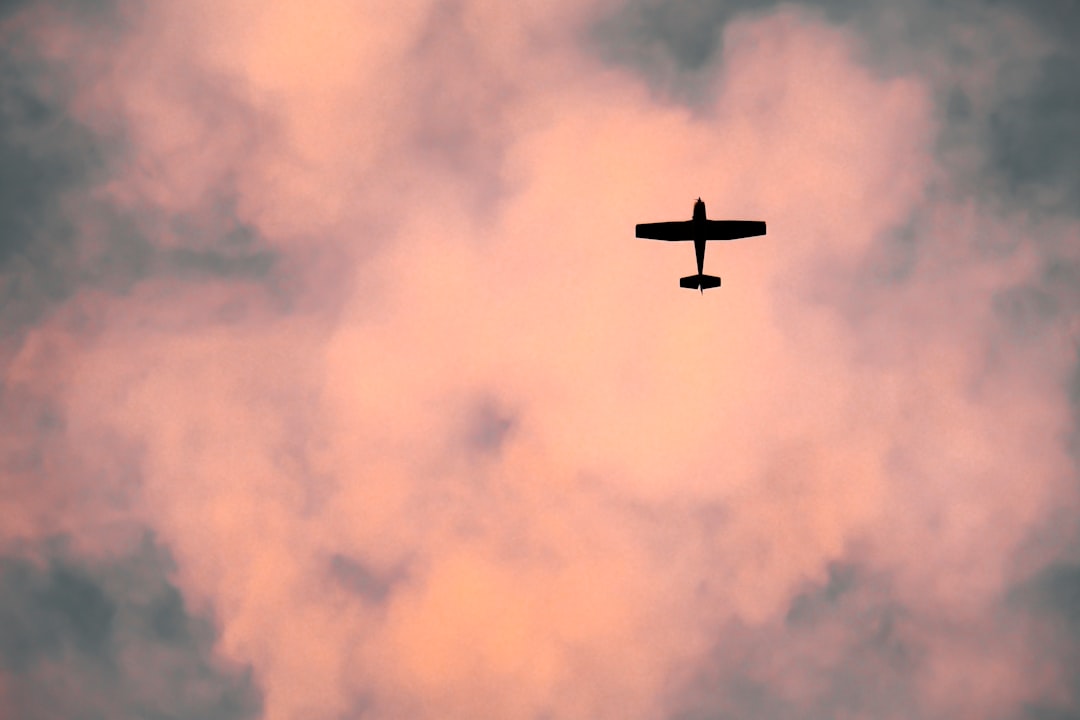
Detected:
[702,220,766,240]
[635,221,694,241]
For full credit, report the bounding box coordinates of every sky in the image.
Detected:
[1,0,1079,718]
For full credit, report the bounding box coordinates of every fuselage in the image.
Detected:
[692,198,707,273]
[693,198,706,222]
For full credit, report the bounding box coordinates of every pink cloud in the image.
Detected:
[5,1,1080,719]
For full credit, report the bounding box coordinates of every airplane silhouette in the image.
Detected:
[636,199,765,291]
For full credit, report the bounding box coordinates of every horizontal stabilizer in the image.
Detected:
[680,274,722,290]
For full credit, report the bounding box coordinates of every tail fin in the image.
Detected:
[679,274,722,290]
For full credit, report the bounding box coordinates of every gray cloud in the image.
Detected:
[592,0,992,77]
[676,558,1080,720]
[0,534,262,720]
[0,35,124,333]
[329,553,408,605]
[593,0,1080,217]
[1010,563,1080,720]
[465,397,517,456]
[671,562,924,720]
[0,549,115,671]
[0,3,282,345]
[987,42,1080,213]
[592,0,773,74]
[401,0,523,218]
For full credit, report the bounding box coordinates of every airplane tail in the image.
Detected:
[680,274,722,290]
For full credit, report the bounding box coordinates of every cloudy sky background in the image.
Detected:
[2,0,1079,718]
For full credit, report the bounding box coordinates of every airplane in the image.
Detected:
[636,198,765,291]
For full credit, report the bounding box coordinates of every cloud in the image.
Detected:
[0,534,261,720]
[2,0,1079,719]
[673,562,924,720]
[0,21,115,333]
[988,42,1080,212]
[596,0,1080,217]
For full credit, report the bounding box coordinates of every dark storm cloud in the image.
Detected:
[0,534,262,720]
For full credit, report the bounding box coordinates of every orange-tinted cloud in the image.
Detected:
[4,1,1080,719]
